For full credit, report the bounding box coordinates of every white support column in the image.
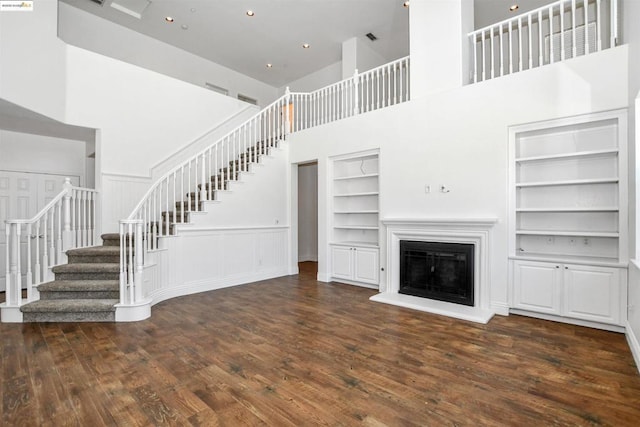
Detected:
[410,0,474,98]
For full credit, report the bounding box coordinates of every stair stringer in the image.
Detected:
[125,141,292,310]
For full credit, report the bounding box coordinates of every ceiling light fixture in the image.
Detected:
[403,1,410,7]
[165,16,174,22]
[246,10,255,17]
[302,43,310,49]
[509,4,519,11]
[266,63,273,68]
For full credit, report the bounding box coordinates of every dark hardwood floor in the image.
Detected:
[1,262,639,426]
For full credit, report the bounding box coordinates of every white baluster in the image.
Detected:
[34,221,41,285]
[482,30,487,81]
[56,201,62,264]
[549,6,555,64]
[571,0,577,58]
[119,222,126,304]
[538,10,543,66]
[508,22,513,73]
[560,0,566,60]
[490,26,495,78]
[611,0,617,48]
[518,17,523,71]
[26,223,33,301]
[62,178,72,255]
[583,0,589,54]
[134,221,144,302]
[528,14,533,69]
[596,0,602,51]
[472,33,478,83]
[5,224,12,305]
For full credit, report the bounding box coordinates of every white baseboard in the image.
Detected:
[491,302,510,316]
[0,304,23,323]
[626,321,640,374]
[115,299,152,322]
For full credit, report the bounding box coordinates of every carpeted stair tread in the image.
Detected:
[20,299,118,313]
[67,246,121,256]
[38,280,119,292]
[52,263,120,273]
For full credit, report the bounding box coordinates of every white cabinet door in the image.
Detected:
[513,260,562,315]
[563,264,621,324]
[353,247,379,285]
[331,246,353,281]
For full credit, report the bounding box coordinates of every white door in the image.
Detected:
[563,264,621,325]
[0,171,79,292]
[331,245,353,281]
[512,260,562,315]
[353,247,379,285]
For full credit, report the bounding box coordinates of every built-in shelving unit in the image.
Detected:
[508,110,628,330]
[330,150,380,288]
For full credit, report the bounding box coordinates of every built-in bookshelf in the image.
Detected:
[330,150,380,288]
[332,152,379,246]
[508,110,628,329]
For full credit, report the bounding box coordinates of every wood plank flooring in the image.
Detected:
[1,262,639,426]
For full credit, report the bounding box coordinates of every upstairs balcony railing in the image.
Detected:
[120,56,410,309]
[469,0,618,83]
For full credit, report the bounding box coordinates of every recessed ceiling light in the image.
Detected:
[190,8,196,13]
[509,4,519,11]
[403,1,410,7]
[165,16,174,22]
[266,63,273,68]
[246,10,255,17]
[181,24,188,30]
[302,43,310,49]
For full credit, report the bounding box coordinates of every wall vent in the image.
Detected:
[205,82,229,96]
[237,94,258,105]
[88,0,105,5]
[366,32,377,41]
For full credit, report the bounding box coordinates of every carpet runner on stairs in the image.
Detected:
[20,234,122,322]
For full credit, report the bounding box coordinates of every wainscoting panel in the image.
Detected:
[146,226,290,306]
[100,173,152,233]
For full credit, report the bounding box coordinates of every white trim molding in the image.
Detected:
[371,218,498,324]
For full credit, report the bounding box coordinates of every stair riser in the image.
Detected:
[40,291,120,300]
[67,255,120,264]
[23,311,115,322]
[55,272,120,281]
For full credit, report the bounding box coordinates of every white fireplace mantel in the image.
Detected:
[370,217,498,324]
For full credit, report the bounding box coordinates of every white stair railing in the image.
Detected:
[3,178,98,307]
[469,0,618,84]
[119,57,412,308]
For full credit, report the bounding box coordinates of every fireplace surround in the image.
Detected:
[370,218,497,324]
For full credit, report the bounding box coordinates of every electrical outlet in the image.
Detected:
[546,237,554,245]
[583,238,590,246]
[569,238,577,246]
[425,185,431,194]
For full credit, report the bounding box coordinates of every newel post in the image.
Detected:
[61,177,73,259]
[284,86,291,137]
[352,68,359,116]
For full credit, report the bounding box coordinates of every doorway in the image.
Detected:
[297,162,318,277]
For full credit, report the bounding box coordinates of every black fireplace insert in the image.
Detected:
[399,241,474,306]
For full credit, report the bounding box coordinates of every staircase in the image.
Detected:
[20,234,121,322]
[18,142,278,322]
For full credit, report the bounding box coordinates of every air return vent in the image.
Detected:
[88,0,105,5]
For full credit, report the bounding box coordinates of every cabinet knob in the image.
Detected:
[565,266,568,270]
[556,265,560,268]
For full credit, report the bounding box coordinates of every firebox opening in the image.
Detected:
[399,241,474,306]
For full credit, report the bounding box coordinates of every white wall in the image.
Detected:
[0,0,67,121]
[288,46,629,314]
[0,130,86,184]
[58,2,279,107]
[281,62,342,94]
[298,162,318,262]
